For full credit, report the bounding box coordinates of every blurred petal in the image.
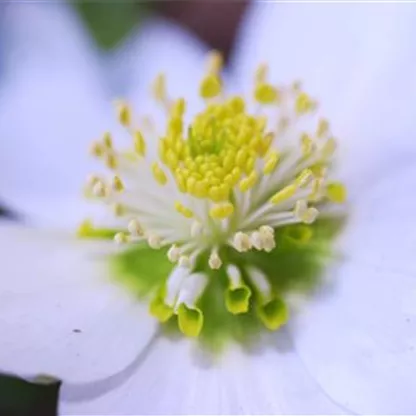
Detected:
[117,17,208,122]
[290,162,416,414]
[232,3,416,197]
[0,222,157,383]
[62,332,346,415]
[0,3,124,225]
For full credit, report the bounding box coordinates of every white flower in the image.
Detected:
[1,2,416,415]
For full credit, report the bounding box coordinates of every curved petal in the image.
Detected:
[232,3,416,197]
[0,3,125,226]
[290,162,416,414]
[0,222,157,383]
[61,331,347,415]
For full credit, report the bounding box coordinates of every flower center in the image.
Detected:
[79,51,347,340]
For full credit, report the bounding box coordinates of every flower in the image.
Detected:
[1,2,416,415]
[80,50,346,341]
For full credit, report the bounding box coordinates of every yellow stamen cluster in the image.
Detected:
[82,51,347,338]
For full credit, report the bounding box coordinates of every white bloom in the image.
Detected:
[1,2,416,415]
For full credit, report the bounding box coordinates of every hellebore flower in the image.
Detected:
[1,2,416,415]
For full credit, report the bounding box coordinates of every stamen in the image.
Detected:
[232,232,252,252]
[167,244,181,263]
[84,50,346,338]
[114,232,129,245]
[115,101,131,127]
[128,219,144,236]
[147,234,162,249]
[326,182,347,203]
[208,250,222,270]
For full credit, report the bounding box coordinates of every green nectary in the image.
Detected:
[109,217,345,351]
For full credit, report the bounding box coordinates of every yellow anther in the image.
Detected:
[301,133,315,156]
[244,156,255,174]
[228,96,245,114]
[200,75,222,99]
[208,251,222,269]
[77,219,93,238]
[174,201,194,218]
[209,186,222,202]
[90,141,105,157]
[178,255,191,268]
[263,151,279,175]
[152,162,168,185]
[255,83,279,104]
[128,219,144,236]
[296,169,314,187]
[112,175,124,192]
[239,171,258,192]
[256,116,268,133]
[114,232,129,245]
[115,101,131,127]
[86,174,100,188]
[102,132,113,149]
[270,184,297,205]
[105,153,118,170]
[209,202,234,219]
[322,138,337,159]
[326,182,347,203]
[317,119,329,138]
[166,149,179,169]
[152,73,167,102]
[186,176,197,194]
[255,63,268,84]
[167,244,181,262]
[310,163,327,178]
[218,184,230,200]
[258,132,274,157]
[207,50,223,74]
[112,203,125,217]
[133,131,146,156]
[236,148,248,167]
[222,152,235,171]
[168,116,183,136]
[295,92,314,114]
[170,98,186,118]
[193,180,208,198]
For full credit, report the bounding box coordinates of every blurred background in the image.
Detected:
[76,1,248,58]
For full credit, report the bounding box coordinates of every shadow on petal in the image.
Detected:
[60,329,161,403]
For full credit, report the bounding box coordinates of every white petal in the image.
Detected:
[62,332,347,414]
[0,222,157,383]
[0,3,125,225]
[117,17,209,121]
[291,162,416,414]
[232,3,416,196]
